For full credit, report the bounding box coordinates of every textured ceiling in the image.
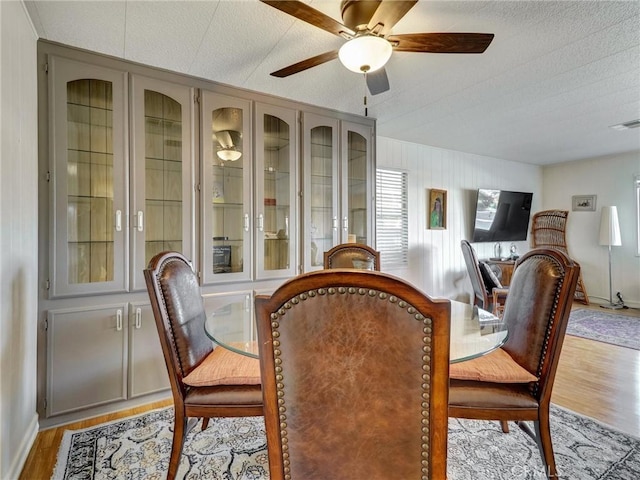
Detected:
[24,0,640,165]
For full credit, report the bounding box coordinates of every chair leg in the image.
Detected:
[534,416,558,479]
[168,407,188,480]
[201,417,210,431]
[500,420,509,433]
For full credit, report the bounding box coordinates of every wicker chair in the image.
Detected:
[530,210,589,304]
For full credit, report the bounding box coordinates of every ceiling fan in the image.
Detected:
[260,0,494,95]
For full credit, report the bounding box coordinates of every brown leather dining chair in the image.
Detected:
[255,269,451,480]
[449,248,580,479]
[460,239,508,316]
[144,251,263,480]
[323,242,381,270]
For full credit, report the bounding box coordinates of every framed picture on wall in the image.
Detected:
[428,189,447,229]
[572,194,597,212]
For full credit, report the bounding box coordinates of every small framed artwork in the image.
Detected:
[572,194,597,212]
[428,189,447,229]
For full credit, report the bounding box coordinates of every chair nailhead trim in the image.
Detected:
[270,287,434,474]
[530,254,565,397]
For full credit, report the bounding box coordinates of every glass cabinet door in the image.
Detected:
[201,92,252,284]
[341,121,374,245]
[49,56,127,297]
[302,113,339,271]
[255,103,298,280]
[130,75,195,291]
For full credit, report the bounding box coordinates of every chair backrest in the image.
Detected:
[255,269,450,480]
[501,248,580,402]
[461,239,489,309]
[323,243,381,270]
[530,209,589,304]
[144,251,212,399]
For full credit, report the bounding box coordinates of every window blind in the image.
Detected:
[376,168,408,267]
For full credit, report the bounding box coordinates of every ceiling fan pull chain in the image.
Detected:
[363,72,368,117]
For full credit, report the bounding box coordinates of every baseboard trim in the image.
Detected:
[5,412,39,480]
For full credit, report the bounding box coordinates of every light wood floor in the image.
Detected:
[552,304,640,437]
[19,303,640,479]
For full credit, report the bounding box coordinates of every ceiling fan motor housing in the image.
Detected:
[341,0,381,31]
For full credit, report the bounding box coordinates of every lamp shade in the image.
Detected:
[338,35,392,73]
[599,206,621,246]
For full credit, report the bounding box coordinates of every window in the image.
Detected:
[635,175,640,256]
[376,168,408,267]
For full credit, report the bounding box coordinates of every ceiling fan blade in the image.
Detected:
[270,50,339,78]
[388,33,494,53]
[367,0,417,35]
[260,0,354,37]
[366,68,390,95]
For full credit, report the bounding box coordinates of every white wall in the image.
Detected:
[543,151,640,308]
[0,1,39,478]
[377,136,543,304]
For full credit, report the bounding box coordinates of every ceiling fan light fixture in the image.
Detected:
[217,147,242,162]
[338,35,392,73]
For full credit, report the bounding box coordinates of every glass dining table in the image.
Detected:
[204,297,507,363]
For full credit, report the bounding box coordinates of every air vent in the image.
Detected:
[610,119,640,130]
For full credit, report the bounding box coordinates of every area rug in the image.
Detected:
[567,309,640,350]
[53,405,640,479]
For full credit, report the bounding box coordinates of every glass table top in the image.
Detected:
[204,298,507,364]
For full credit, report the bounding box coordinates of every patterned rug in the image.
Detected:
[567,309,640,350]
[53,405,640,479]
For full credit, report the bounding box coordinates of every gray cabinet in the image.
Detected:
[302,113,340,271]
[48,56,128,297]
[46,304,128,417]
[301,114,375,271]
[128,302,169,398]
[201,92,253,284]
[254,103,298,279]
[38,42,374,424]
[45,301,168,417]
[48,58,196,296]
[130,75,195,291]
[341,120,374,246]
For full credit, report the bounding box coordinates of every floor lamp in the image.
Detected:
[599,206,623,309]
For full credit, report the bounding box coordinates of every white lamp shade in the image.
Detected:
[599,206,621,246]
[338,36,392,73]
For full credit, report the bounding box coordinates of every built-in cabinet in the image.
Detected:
[129,75,195,291]
[301,113,374,271]
[49,56,128,297]
[254,103,298,279]
[38,41,375,425]
[201,92,253,284]
[48,58,195,297]
[46,302,168,417]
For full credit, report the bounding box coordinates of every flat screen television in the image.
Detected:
[472,189,533,242]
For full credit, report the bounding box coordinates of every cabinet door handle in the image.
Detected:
[343,216,348,232]
[136,211,144,232]
[244,213,249,232]
[244,294,250,312]
[332,216,338,231]
[115,210,122,232]
[258,214,264,232]
[135,307,142,329]
[116,309,123,331]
